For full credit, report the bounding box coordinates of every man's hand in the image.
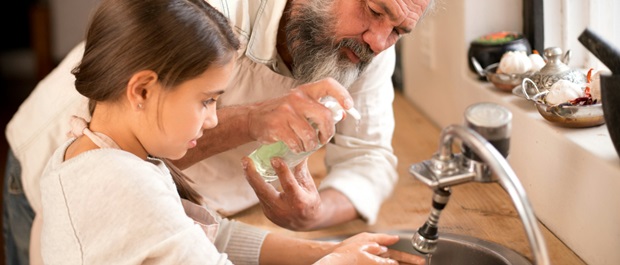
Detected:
[242,156,323,230]
[247,78,354,153]
[173,78,353,170]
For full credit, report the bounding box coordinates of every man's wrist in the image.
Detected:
[218,104,253,142]
[313,189,359,228]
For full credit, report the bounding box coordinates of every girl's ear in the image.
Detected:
[126,70,159,110]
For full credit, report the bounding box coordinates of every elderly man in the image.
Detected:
[3,0,434,264]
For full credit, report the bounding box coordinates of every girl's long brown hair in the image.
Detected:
[73,0,240,204]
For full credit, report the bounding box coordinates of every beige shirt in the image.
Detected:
[6,0,398,224]
[40,139,266,264]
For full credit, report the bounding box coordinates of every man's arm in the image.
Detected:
[172,78,355,170]
[173,104,252,169]
[312,189,359,229]
[241,49,399,230]
[318,46,399,225]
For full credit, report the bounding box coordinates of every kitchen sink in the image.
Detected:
[318,230,532,265]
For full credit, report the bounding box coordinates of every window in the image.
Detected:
[542,0,620,72]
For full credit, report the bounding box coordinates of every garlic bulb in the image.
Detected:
[546,80,585,105]
[528,53,546,72]
[498,51,532,74]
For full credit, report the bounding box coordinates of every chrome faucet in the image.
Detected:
[409,102,551,265]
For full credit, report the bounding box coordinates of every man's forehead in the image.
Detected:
[369,0,428,32]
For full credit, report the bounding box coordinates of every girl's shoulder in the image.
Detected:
[43,142,174,193]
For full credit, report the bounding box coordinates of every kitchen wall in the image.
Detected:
[401,1,620,264]
[401,0,523,127]
[50,0,99,61]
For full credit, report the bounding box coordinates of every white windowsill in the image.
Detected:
[468,78,618,163]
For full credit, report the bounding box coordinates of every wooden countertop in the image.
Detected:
[231,91,585,264]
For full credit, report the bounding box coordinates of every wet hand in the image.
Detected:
[337,233,427,265]
[317,241,397,265]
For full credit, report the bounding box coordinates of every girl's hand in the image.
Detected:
[316,241,396,265]
[317,233,426,265]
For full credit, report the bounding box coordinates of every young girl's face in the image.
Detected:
[145,61,234,160]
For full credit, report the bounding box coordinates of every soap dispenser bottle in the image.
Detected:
[248,96,360,182]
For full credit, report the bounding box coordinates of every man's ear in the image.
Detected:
[126,70,158,110]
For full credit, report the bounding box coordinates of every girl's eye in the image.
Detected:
[202,98,217,108]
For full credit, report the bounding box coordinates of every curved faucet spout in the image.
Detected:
[411,124,551,265]
[441,125,549,264]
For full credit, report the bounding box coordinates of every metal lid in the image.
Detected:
[464,102,512,140]
[530,47,587,91]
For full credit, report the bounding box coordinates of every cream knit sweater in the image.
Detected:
[39,139,267,264]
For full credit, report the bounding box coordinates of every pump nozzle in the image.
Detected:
[345,107,361,120]
[320,96,361,121]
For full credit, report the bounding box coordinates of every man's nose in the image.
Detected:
[362,25,397,54]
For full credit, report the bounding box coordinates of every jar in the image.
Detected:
[467,31,532,80]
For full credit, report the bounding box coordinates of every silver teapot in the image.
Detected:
[529,47,587,92]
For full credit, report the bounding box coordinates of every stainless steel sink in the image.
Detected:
[318,230,532,265]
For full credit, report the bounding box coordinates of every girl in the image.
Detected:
[37,0,425,264]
